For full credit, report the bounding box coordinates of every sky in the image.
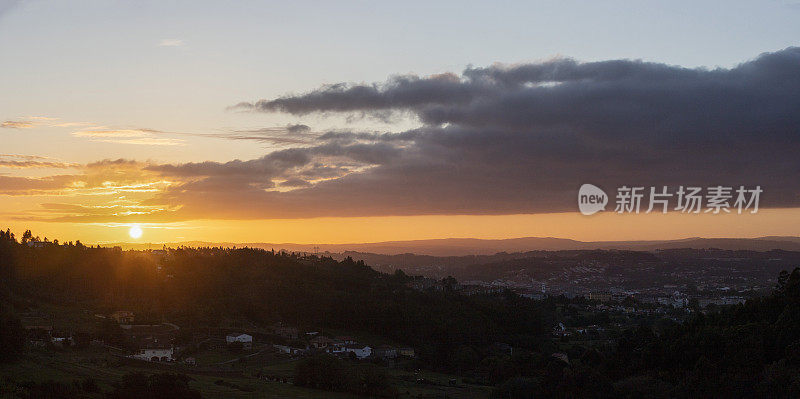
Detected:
[1,0,799,244]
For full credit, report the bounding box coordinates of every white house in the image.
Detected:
[226,333,253,349]
[132,346,174,362]
[346,345,372,359]
[50,335,74,347]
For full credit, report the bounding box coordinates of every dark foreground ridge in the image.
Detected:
[1,229,799,398]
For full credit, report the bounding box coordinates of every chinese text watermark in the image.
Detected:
[579,184,761,215]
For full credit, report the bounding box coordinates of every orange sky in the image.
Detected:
[3,209,799,245]
[2,5,798,246]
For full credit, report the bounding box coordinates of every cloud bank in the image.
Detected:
[11,48,800,222]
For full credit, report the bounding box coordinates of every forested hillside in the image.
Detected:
[2,230,800,398]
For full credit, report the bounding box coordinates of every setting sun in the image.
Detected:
[128,225,143,239]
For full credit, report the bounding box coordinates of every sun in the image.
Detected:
[128,225,143,239]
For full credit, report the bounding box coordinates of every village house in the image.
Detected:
[226,333,253,349]
[345,344,372,359]
[133,345,174,362]
[50,332,74,347]
[130,335,174,362]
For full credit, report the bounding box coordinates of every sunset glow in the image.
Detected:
[1,1,798,246]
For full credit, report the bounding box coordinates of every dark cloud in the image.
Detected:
[286,124,311,133]
[45,49,800,221]
[235,73,477,115]
[158,48,785,217]
[144,140,402,182]
[238,50,799,148]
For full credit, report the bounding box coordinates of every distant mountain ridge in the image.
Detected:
[107,236,800,256]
